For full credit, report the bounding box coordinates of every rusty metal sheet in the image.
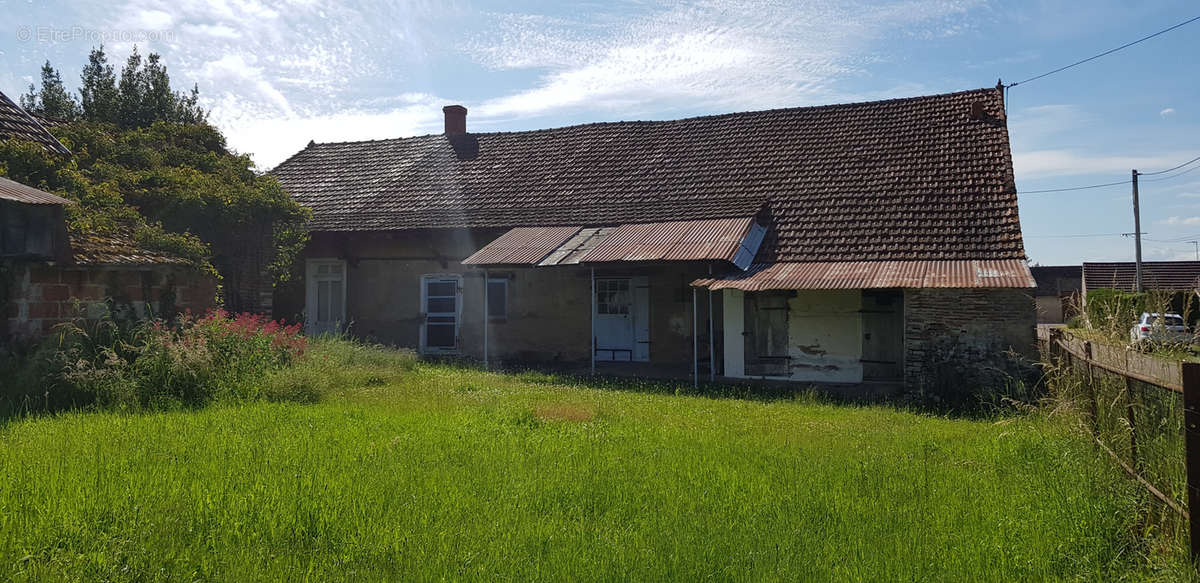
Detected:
[692,260,1036,290]
[579,217,755,264]
[0,176,70,205]
[462,226,582,266]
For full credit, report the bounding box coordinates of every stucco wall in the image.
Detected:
[1035,295,1063,324]
[787,290,863,383]
[298,230,712,367]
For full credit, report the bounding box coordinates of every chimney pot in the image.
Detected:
[969,101,986,120]
[443,105,468,135]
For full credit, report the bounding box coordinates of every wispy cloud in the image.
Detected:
[469,0,982,120]
[1161,107,1176,119]
[1159,216,1200,226]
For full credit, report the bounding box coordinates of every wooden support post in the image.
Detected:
[1182,362,1200,566]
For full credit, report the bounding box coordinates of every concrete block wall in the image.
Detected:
[903,288,1036,391]
[2,263,217,341]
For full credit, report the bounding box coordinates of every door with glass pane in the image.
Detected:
[305,259,346,335]
[421,275,462,354]
[595,278,634,361]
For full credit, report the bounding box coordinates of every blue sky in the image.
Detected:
[1,0,1198,266]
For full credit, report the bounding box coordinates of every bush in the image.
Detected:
[1,309,307,414]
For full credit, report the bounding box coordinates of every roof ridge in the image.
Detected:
[293,86,1001,150]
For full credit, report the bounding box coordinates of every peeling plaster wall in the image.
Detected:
[786,290,863,383]
[722,288,863,383]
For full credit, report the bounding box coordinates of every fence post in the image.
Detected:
[1085,341,1099,430]
[1125,376,1140,473]
[1182,362,1200,566]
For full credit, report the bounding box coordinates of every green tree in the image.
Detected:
[19,61,81,121]
[80,46,119,124]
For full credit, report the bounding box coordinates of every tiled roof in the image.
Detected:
[0,90,70,155]
[271,87,1023,262]
[0,176,71,205]
[1083,261,1200,292]
[70,232,190,266]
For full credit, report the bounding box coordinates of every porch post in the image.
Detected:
[693,286,699,389]
[708,264,715,381]
[483,268,489,370]
[590,267,596,375]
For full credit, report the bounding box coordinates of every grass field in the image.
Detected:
[0,341,1186,581]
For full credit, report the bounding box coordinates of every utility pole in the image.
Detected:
[1191,241,1200,262]
[1133,169,1143,292]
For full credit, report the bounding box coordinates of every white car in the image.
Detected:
[1129,312,1191,344]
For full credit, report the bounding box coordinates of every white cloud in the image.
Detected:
[1161,107,1176,118]
[1160,216,1200,226]
[1012,150,1195,179]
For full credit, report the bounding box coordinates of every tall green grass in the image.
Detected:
[0,340,1186,581]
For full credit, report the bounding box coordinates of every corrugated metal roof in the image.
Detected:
[463,217,765,267]
[1082,261,1200,292]
[538,227,614,266]
[580,217,754,264]
[692,260,1035,291]
[0,176,71,205]
[462,226,580,266]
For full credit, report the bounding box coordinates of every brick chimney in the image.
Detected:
[443,105,467,135]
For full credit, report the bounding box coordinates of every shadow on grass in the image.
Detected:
[422,356,1038,420]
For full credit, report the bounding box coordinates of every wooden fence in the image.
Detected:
[1039,327,1200,562]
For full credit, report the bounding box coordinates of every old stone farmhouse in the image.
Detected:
[0,91,215,342]
[271,85,1035,389]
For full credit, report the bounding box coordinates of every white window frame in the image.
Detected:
[420,274,463,354]
[486,277,508,321]
[305,258,347,335]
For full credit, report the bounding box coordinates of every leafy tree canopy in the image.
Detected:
[3,54,309,305]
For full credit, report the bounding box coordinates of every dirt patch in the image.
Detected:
[534,404,597,423]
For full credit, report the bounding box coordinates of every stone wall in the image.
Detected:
[903,288,1036,394]
[2,263,217,341]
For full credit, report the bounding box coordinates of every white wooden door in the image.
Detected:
[306,259,346,335]
[595,278,634,361]
[421,275,462,354]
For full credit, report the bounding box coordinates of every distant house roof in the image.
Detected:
[1083,261,1200,292]
[69,232,191,267]
[1030,265,1082,296]
[0,90,70,155]
[272,86,1024,264]
[0,176,71,205]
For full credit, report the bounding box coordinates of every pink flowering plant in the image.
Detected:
[135,309,307,404]
[8,307,309,412]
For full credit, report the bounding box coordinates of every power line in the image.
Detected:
[1025,232,1130,239]
[1018,179,1129,195]
[1008,15,1200,88]
[1139,154,1200,177]
[1143,164,1200,183]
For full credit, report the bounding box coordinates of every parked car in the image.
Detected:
[1129,312,1191,344]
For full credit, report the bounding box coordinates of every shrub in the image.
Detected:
[1,308,308,415]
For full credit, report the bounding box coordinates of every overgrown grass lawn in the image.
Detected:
[0,343,1152,581]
